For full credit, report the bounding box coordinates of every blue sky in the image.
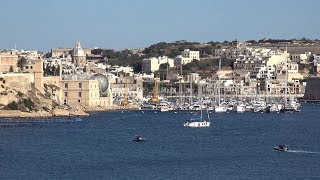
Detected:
[1,0,319,51]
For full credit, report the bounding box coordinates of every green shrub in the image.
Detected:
[6,101,18,110]
[23,98,34,111]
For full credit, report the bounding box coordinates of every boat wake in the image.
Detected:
[288,150,320,154]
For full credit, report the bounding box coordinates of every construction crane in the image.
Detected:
[121,78,129,106]
[151,77,159,103]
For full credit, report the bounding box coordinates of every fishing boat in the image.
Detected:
[132,135,147,142]
[274,144,289,152]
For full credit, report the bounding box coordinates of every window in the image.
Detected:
[64,92,68,97]
[78,99,81,103]
[26,66,29,69]
[30,66,33,69]
[79,82,82,89]
[78,92,82,97]
[65,83,68,88]
[64,99,67,104]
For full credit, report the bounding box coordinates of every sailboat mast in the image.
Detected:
[199,83,203,120]
[284,57,288,108]
[218,59,221,105]
[190,78,193,106]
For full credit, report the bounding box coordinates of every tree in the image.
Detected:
[91,48,104,55]
[159,63,169,70]
[9,66,14,72]
[246,40,257,44]
[17,56,27,71]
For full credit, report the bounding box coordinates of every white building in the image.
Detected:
[142,56,174,73]
[20,50,42,60]
[110,65,134,76]
[175,49,200,65]
[256,65,276,79]
[182,49,200,60]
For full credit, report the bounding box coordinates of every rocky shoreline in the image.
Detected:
[0,105,139,118]
[0,109,89,118]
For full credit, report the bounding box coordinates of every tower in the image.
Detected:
[33,59,44,94]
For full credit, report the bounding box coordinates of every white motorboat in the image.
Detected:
[184,120,210,127]
[157,102,170,112]
[236,105,246,112]
[214,105,228,113]
[160,106,169,112]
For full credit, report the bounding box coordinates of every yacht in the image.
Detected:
[214,105,228,113]
[235,104,246,112]
[157,102,170,112]
[184,119,210,127]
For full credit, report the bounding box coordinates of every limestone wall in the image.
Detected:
[0,73,34,93]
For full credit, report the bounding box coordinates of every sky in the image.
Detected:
[0,0,319,51]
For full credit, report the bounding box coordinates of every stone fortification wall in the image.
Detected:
[0,73,34,93]
[304,76,320,101]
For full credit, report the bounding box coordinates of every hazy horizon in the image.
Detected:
[1,0,319,51]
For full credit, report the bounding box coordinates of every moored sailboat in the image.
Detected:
[184,83,211,127]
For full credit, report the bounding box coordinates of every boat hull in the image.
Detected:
[184,121,210,127]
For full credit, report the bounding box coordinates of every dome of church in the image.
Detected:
[73,42,85,57]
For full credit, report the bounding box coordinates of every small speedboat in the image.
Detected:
[274,145,289,152]
[132,135,147,142]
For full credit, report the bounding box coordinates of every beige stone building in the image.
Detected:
[60,79,111,107]
[0,52,18,72]
[30,59,112,108]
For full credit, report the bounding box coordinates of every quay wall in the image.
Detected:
[304,76,320,101]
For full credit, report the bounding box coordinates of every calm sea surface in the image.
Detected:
[1,103,320,179]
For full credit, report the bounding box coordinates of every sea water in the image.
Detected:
[0,103,320,179]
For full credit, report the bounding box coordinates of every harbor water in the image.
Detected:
[1,103,320,179]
